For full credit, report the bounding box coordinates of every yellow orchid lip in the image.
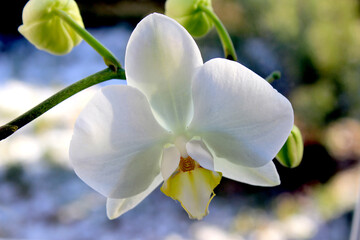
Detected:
[161,156,222,220]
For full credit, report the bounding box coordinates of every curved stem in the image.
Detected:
[198,5,237,61]
[54,9,122,71]
[0,68,126,141]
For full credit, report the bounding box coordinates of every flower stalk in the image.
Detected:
[53,9,122,71]
[198,4,237,61]
[0,68,126,141]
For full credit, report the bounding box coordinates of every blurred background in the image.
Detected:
[0,0,360,239]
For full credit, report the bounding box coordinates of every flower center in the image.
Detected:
[179,156,196,172]
[161,154,222,220]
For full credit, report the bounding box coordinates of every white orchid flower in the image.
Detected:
[69,13,294,220]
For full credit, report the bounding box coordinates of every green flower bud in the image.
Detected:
[276,125,304,168]
[18,0,84,55]
[165,0,214,37]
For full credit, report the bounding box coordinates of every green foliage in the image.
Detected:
[235,0,360,128]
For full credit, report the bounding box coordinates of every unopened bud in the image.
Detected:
[18,0,84,55]
[165,0,213,37]
[276,125,304,168]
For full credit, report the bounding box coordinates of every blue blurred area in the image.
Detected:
[0,25,130,86]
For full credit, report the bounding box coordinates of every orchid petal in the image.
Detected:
[186,139,214,171]
[70,85,171,199]
[106,174,163,219]
[189,58,294,168]
[125,13,203,133]
[215,158,280,186]
[161,168,222,220]
[161,145,181,181]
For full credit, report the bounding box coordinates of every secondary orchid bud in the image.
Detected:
[18,0,84,55]
[276,125,304,168]
[165,0,214,37]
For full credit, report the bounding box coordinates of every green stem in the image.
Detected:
[266,71,281,83]
[198,5,237,61]
[0,68,126,141]
[53,9,122,71]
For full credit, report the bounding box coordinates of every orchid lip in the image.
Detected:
[160,154,222,220]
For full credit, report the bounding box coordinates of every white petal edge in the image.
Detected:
[161,145,180,181]
[107,174,163,219]
[70,85,171,199]
[188,58,294,168]
[215,157,280,186]
[186,139,214,171]
[125,13,203,133]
